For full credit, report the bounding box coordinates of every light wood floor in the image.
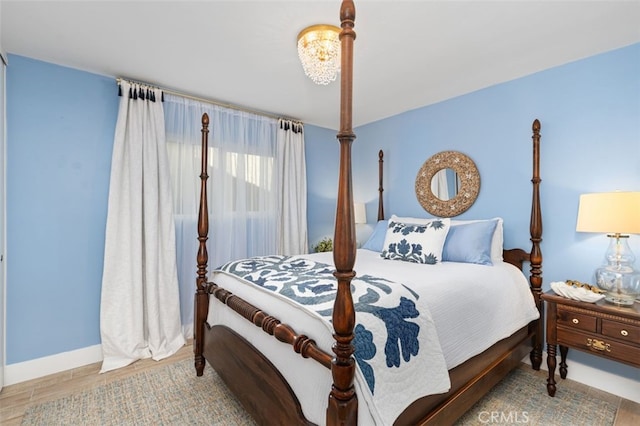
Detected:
[1,343,638,425]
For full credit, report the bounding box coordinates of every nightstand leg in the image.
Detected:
[546,343,557,397]
[559,345,568,379]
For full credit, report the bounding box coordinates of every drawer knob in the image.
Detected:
[586,338,611,352]
[621,330,628,337]
[572,318,579,324]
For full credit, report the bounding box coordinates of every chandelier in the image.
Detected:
[297,24,341,85]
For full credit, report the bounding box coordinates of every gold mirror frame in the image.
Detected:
[415,151,480,217]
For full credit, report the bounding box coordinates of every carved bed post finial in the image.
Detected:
[194,112,210,376]
[529,118,543,370]
[328,1,358,425]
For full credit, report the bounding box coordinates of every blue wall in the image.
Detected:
[6,42,639,382]
[308,43,640,283]
[6,55,118,363]
[307,43,640,380]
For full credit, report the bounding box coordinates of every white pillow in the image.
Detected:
[381,217,451,264]
[391,215,504,263]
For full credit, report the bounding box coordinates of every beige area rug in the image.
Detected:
[456,365,618,426]
[21,359,256,426]
[21,360,618,426]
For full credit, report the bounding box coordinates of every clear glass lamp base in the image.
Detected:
[594,236,640,306]
[596,266,640,306]
[603,292,638,306]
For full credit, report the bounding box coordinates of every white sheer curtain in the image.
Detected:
[100,81,185,373]
[277,119,308,255]
[164,94,301,339]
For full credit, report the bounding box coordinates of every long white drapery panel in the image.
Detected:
[100,81,185,373]
[277,119,308,255]
[165,94,302,339]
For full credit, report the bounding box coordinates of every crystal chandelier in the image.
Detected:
[297,24,341,85]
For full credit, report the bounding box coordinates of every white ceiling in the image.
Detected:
[2,1,639,129]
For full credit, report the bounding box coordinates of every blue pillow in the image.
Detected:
[361,220,389,252]
[442,219,498,265]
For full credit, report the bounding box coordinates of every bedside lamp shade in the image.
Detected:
[354,203,367,225]
[576,191,640,235]
[576,191,640,306]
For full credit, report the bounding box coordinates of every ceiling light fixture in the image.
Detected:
[297,24,341,85]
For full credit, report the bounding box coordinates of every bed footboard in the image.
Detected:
[207,282,332,369]
[204,325,312,425]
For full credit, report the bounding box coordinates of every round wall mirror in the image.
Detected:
[415,151,480,217]
[431,168,459,201]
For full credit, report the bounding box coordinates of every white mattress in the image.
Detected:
[206,249,539,425]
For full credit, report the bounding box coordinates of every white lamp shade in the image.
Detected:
[354,203,366,224]
[576,191,640,234]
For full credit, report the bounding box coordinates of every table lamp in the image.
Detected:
[576,191,640,306]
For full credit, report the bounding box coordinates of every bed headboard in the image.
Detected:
[373,120,541,270]
[372,121,543,372]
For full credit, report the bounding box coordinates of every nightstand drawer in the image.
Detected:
[602,319,640,344]
[557,329,640,367]
[557,307,596,332]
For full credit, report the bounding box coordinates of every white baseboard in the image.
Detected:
[4,344,103,386]
[4,326,193,387]
[524,353,640,403]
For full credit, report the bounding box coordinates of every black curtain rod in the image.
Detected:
[116,77,302,124]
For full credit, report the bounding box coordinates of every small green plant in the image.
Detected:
[313,237,333,253]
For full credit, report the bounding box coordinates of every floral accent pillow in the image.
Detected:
[380,218,451,264]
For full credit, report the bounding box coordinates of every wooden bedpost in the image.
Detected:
[378,150,385,221]
[194,113,210,376]
[328,1,358,425]
[529,118,543,370]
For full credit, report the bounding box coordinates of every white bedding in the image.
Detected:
[346,250,540,369]
[207,249,539,425]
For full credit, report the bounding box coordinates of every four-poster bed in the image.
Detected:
[193,1,544,424]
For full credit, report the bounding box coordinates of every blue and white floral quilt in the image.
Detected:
[217,255,450,425]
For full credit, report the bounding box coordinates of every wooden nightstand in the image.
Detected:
[541,291,640,397]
